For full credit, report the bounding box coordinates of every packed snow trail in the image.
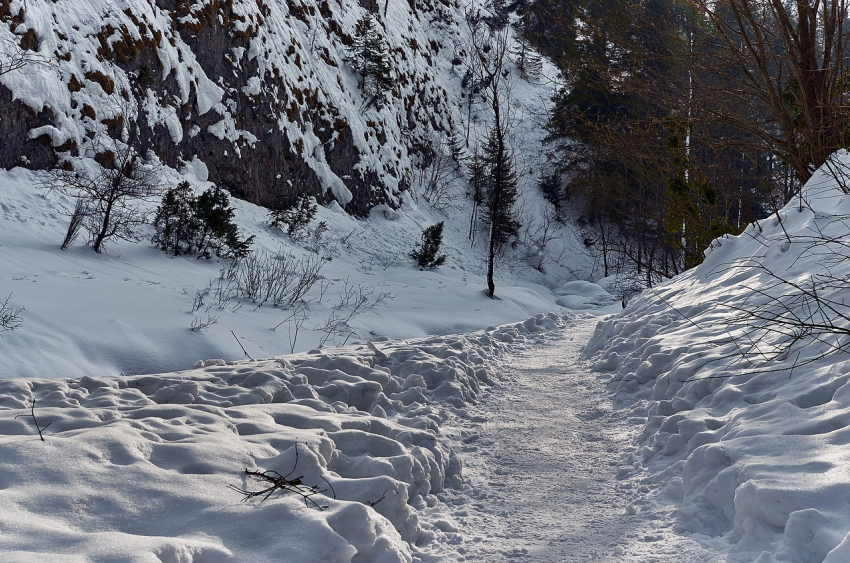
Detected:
[429,315,724,563]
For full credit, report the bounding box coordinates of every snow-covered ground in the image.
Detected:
[583,152,850,562]
[0,162,610,380]
[0,312,570,562]
[425,315,722,563]
[8,148,850,561]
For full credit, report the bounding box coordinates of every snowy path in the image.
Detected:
[434,315,724,563]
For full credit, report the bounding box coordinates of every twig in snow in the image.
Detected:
[15,400,51,441]
[368,489,389,507]
[228,444,330,509]
[230,330,253,360]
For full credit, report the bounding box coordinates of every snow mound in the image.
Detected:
[583,151,850,562]
[552,280,615,310]
[0,313,569,561]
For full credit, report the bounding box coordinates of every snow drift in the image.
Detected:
[0,312,567,562]
[583,150,850,562]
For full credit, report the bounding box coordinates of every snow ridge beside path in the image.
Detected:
[582,152,850,563]
[0,312,565,563]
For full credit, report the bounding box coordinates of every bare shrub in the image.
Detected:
[48,137,162,254]
[415,139,463,211]
[316,285,389,346]
[0,293,23,334]
[224,249,325,309]
[61,200,89,250]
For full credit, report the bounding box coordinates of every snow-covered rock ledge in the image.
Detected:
[0,312,566,562]
[582,153,850,562]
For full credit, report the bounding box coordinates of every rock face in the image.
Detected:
[0,0,462,216]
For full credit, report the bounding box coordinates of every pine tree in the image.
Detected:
[347,15,394,109]
[411,222,448,269]
[537,172,565,221]
[152,181,199,256]
[268,192,318,240]
[193,185,254,259]
[153,184,253,259]
[481,123,520,298]
[482,127,520,249]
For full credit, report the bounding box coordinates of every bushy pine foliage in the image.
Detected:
[268,192,318,240]
[151,182,198,256]
[481,126,520,249]
[537,172,566,221]
[411,222,448,269]
[152,182,254,259]
[347,15,394,109]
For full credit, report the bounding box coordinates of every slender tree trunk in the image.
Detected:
[93,197,115,254]
[486,90,504,299]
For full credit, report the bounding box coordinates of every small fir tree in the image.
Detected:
[537,172,566,222]
[268,192,318,240]
[347,15,394,109]
[193,185,254,259]
[152,181,199,256]
[411,222,448,269]
[480,122,521,298]
[482,126,520,250]
[152,183,253,259]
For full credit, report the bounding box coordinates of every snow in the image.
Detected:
[582,151,850,562]
[0,161,602,380]
[426,315,722,562]
[7,146,850,560]
[5,0,849,559]
[0,311,571,562]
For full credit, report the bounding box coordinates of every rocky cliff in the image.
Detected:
[0,0,465,215]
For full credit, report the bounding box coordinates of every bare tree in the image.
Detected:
[685,0,850,184]
[49,125,162,254]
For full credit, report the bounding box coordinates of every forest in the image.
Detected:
[516,0,843,284]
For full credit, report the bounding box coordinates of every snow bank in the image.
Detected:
[0,313,568,562]
[582,151,850,562]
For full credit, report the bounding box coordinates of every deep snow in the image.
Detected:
[0,313,569,562]
[582,151,850,562]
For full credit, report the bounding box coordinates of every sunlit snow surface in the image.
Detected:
[0,312,565,562]
[584,151,850,562]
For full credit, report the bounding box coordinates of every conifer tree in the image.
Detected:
[481,124,520,260]
[193,185,254,259]
[152,184,253,259]
[152,181,199,256]
[347,15,394,109]
[268,192,318,240]
[411,222,448,269]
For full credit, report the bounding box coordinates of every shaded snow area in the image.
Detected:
[583,151,850,563]
[0,313,569,562]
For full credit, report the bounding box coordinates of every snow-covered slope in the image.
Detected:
[0,161,610,379]
[583,151,850,562]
